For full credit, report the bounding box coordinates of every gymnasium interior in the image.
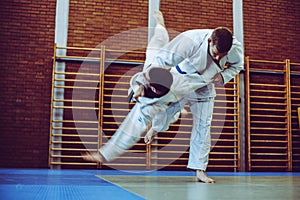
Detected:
[0,0,300,199]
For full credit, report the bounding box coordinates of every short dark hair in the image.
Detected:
[148,67,173,96]
[211,27,233,53]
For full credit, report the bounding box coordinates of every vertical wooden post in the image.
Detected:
[245,56,251,171]
[236,74,241,171]
[48,43,57,167]
[97,45,106,168]
[146,144,151,170]
[285,59,292,171]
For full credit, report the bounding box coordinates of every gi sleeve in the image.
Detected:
[154,32,198,69]
[128,72,146,102]
[220,39,244,84]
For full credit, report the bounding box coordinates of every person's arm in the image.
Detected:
[154,31,198,69]
[128,72,146,102]
[219,39,244,84]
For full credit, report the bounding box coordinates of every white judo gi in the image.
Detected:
[99,24,222,162]
[152,29,244,171]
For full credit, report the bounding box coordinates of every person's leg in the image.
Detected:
[82,103,150,162]
[144,11,169,71]
[82,11,169,163]
[144,99,185,144]
[187,96,215,183]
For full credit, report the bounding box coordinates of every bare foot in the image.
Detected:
[153,10,165,27]
[144,129,158,144]
[196,170,215,184]
[81,151,103,163]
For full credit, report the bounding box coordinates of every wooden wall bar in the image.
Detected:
[246,57,300,171]
[49,46,299,171]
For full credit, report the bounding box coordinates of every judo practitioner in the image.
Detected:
[82,11,243,184]
[141,17,244,183]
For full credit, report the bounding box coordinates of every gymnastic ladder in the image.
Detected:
[49,44,105,168]
[246,57,300,172]
[48,43,242,171]
[49,44,146,169]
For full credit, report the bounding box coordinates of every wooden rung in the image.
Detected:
[151,137,189,141]
[102,115,127,118]
[150,157,188,161]
[212,119,238,123]
[104,88,128,91]
[53,106,99,110]
[106,48,145,54]
[159,157,189,161]
[207,165,238,168]
[211,132,238,136]
[101,163,147,167]
[249,59,285,64]
[213,107,238,111]
[54,99,98,103]
[210,145,238,148]
[55,71,100,76]
[250,96,286,100]
[251,140,288,143]
[56,55,100,61]
[209,158,238,161]
[56,45,102,51]
[52,141,98,145]
[163,130,191,134]
[250,102,287,106]
[250,83,286,87]
[103,101,132,105]
[250,133,288,137]
[50,162,97,166]
[251,146,287,149]
[249,114,287,118]
[211,138,238,142]
[209,152,238,155]
[104,81,130,85]
[51,147,92,151]
[251,121,286,124]
[112,156,146,160]
[151,150,189,154]
[214,100,238,103]
[55,78,99,83]
[250,108,286,111]
[250,127,288,131]
[102,108,130,111]
[52,127,98,131]
[151,144,189,148]
[149,164,186,167]
[52,120,98,124]
[250,153,288,156]
[51,155,83,158]
[251,159,288,162]
[250,91,287,95]
[105,74,132,78]
[55,85,99,90]
[213,113,238,117]
[52,134,98,137]
[250,166,288,169]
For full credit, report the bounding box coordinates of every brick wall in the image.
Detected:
[0,0,299,168]
[244,0,300,61]
[0,0,56,167]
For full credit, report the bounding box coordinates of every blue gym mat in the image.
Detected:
[1,169,299,200]
[0,169,144,200]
